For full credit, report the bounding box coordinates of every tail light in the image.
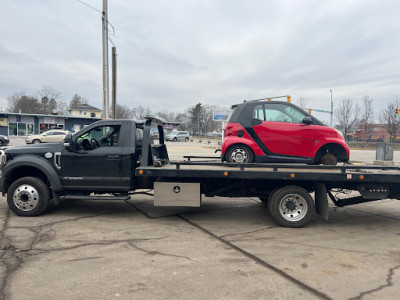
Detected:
[223,124,234,138]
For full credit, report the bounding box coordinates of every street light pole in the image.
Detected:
[330,89,333,126]
[102,0,109,120]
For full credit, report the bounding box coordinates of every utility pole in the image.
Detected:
[330,89,333,126]
[111,46,117,119]
[102,0,109,119]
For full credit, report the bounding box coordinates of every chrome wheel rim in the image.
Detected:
[279,194,307,221]
[230,148,248,163]
[13,184,39,212]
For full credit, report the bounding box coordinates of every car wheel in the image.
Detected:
[268,186,314,228]
[320,153,338,165]
[173,137,177,142]
[185,137,189,142]
[32,139,41,144]
[227,145,254,163]
[7,176,51,216]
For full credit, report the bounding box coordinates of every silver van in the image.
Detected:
[165,131,190,142]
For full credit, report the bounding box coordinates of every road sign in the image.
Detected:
[213,109,231,122]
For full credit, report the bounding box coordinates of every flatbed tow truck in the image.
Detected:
[1,117,399,227]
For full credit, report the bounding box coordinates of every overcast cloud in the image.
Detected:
[0,0,399,122]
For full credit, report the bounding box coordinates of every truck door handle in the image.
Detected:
[107,154,120,160]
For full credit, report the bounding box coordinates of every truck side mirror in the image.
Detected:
[302,116,313,125]
[64,133,73,151]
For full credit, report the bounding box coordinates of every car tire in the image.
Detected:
[268,185,314,228]
[185,137,189,142]
[226,144,254,163]
[173,137,177,142]
[320,153,338,165]
[7,176,51,216]
[32,139,41,144]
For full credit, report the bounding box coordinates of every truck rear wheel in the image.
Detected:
[268,186,314,228]
[7,177,50,216]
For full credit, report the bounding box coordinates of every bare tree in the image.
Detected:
[380,99,400,142]
[7,93,41,114]
[115,104,135,119]
[132,106,152,120]
[297,96,308,110]
[334,98,361,141]
[37,85,61,102]
[360,95,374,143]
[69,93,88,107]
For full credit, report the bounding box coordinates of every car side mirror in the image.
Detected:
[302,116,313,125]
[64,133,73,151]
[42,133,47,136]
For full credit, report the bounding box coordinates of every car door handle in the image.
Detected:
[107,154,120,160]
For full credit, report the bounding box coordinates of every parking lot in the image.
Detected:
[1,140,400,299]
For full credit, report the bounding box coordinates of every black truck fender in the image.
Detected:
[1,155,62,194]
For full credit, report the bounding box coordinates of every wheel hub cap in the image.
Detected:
[13,184,39,212]
[231,149,248,163]
[279,194,307,221]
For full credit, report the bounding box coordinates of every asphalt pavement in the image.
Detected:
[0,139,399,299]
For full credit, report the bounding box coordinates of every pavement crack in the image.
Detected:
[127,242,193,261]
[0,210,15,300]
[348,265,400,300]
[178,214,332,300]
[33,237,169,253]
[219,227,276,238]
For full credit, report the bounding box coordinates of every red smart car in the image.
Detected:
[221,100,349,165]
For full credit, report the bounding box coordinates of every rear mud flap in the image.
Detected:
[315,183,329,220]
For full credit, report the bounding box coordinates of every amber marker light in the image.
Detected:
[291,173,295,178]
[224,172,229,176]
[360,175,364,179]
[139,170,144,175]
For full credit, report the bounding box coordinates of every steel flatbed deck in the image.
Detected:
[136,162,400,184]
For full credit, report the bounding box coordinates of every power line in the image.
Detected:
[74,0,116,40]
[75,0,102,14]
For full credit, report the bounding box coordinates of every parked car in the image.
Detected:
[221,100,349,165]
[165,131,190,142]
[25,129,69,144]
[0,135,10,146]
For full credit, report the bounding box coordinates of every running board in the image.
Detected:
[62,195,130,201]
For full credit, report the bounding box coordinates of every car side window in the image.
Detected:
[252,104,265,121]
[45,131,53,136]
[265,104,306,124]
[77,125,121,151]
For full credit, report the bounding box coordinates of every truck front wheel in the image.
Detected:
[268,186,314,228]
[7,177,50,216]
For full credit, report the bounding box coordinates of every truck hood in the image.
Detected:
[4,142,64,157]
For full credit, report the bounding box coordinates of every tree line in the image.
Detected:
[6,86,400,139]
[5,86,222,135]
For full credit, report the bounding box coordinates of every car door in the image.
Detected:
[61,124,132,191]
[252,103,316,158]
[42,131,54,143]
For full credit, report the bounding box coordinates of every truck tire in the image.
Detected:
[7,177,50,216]
[268,185,314,228]
[226,144,254,163]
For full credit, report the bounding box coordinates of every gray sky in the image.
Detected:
[1,0,399,122]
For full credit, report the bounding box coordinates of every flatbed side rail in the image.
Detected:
[169,161,400,172]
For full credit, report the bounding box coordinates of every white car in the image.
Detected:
[25,129,69,144]
[165,131,190,142]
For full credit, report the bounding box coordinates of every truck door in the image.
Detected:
[61,124,132,191]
